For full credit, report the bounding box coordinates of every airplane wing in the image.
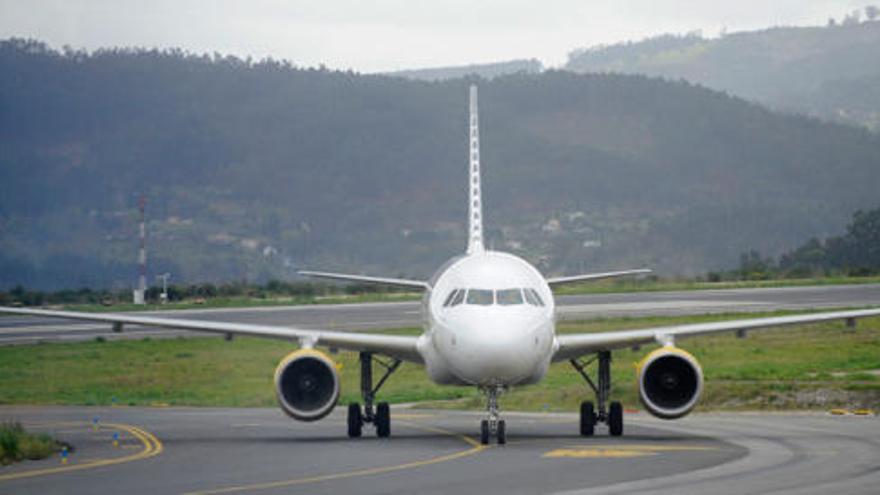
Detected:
[546,269,652,286]
[553,307,880,361]
[0,307,423,363]
[298,270,430,290]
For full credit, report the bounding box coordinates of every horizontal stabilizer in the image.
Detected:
[298,270,430,290]
[546,269,652,286]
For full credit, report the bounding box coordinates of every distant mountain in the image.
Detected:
[1,39,879,289]
[386,59,542,81]
[565,21,880,131]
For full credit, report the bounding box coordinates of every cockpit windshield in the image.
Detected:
[496,288,524,306]
[465,289,494,306]
[443,287,545,308]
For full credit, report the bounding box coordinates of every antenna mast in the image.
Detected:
[133,194,147,305]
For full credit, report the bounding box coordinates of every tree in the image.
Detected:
[866,5,880,21]
[779,207,880,275]
[841,208,880,269]
[842,10,862,25]
[779,237,828,276]
[738,250,774,280]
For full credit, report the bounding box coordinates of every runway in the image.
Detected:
[1,406,877,494]
[2,283,879,345]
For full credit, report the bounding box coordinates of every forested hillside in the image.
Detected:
[386,59,542,81]
[2,39,879,289]
[566,20,880,130]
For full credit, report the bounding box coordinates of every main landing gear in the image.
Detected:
[479,386,507,445]
[347,352,401,439]
[570,351,623,437]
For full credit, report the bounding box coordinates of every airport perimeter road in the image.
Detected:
[2,284,880,345]
[1,407,877,495]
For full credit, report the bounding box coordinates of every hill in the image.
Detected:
[565,21,880,131]
[1,39,879,289]
[385,59,543,81]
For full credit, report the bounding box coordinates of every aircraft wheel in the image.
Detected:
[347,403,362,438]
[376,402,391,438]
[497,420,506,445]
[580,401,595,436]
[609,401,623,437]
[480,420,490,445]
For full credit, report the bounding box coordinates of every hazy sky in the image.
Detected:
[0,0,869,72]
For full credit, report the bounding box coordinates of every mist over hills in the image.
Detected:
[565,20,880,131]
[1,38,879,290]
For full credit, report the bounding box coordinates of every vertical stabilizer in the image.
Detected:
[467,85,485,254]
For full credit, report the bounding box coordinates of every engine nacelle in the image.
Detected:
[637,346,704,420]
[274,349,340,422]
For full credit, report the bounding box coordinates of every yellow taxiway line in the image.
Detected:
[184,421,487,495]
[0,422,162,482]
[543,443,718,459]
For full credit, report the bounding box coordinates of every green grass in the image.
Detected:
[0,312,878,412]
[0,329,466,407]
[0,421,59,465]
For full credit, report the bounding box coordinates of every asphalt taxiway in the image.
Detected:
[1,406,877,495]
[2,283,879,345]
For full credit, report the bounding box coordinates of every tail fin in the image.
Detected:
[467,84,485,254]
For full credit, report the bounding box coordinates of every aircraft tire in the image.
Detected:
[347,403,362,438]
[580,401,595,436]
[609,401,623,437]
[480,420,490,445]
[497,420,506,445]
[376,402,391,438]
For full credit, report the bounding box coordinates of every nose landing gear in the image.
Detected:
[347,352,401,439]
[479,386,507,445]
[571,351,624,437]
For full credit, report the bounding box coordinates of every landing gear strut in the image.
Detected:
[570,351,623,437]
[347,352,401,438]
[479,386,507,445]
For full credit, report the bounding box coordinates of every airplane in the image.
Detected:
[3,85,879,445]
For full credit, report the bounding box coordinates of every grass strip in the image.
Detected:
[0,313,878,412]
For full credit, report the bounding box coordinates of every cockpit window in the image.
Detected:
[496,289,524,306]
[465,289,494,306]
[450,288,466,306]
[524,288,545,307]
[531,289,545,306]
[442,289,459,307]
[445,287,541,307]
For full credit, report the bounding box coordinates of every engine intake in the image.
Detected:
[274,349,340,421]
[637,347,703,420]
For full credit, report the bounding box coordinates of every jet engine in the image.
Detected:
[637,346,703,419]
[274,349,340,421]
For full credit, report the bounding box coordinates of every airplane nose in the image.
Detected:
[446,316,543,385]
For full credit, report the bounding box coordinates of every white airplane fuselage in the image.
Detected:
[416,251,557,387]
